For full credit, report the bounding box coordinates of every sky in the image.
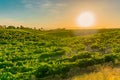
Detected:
[0,0,120,29]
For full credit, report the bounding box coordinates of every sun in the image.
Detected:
[76,11,95,28]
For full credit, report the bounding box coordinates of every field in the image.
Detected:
[0,28,120,80]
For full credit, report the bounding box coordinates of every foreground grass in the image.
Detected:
[73,65,120,80]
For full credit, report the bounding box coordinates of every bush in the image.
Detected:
[0,62,14,69]
[39,49,66,61]
[9,66,18,74]
[0,72,14,80]
[92,56,105,64]
[0,57,4,62]
[16,61,23,66]
[76,59,95,67]
[35,63,72,78]
[54,64,71,75]
[35,64,53,78]
[104,54,117,63]
[19,66,33,73]
[71,52,99,61]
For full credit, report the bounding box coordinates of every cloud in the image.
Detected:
[22,0,67,14]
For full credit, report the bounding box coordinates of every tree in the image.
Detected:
[7,25,15,29]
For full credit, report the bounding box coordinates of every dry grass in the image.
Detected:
[72,66,120,80]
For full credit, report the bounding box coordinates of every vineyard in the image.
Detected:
[0,28,120,80]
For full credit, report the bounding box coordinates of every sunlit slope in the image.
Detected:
[0,29,119,79]
[73,66,120,80]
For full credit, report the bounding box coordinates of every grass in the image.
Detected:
[73,65,120,80]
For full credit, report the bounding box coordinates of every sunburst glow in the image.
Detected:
[76,12,95,28]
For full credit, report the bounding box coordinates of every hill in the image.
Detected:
[0,28,120,80]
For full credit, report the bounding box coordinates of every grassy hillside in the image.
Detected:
[73,65,120,80]
[0,28,120,80]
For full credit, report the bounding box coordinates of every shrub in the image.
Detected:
[76,59,95,67]
[0,62,14,69]
[0,72,14,80]
[35,64,53,78]
[19,66,33,73]
[16,61,23,66]
[39,49,66,61]
[104,54,117,63]
[54,64,71,74]
[0,57,4,62]
[71,52,99,61]
[9,66,18,74]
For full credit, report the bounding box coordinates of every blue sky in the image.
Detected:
[0,0,120,29]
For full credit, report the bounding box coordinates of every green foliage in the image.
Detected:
[7,26,16,29]
[0,28,119,79]
[0,62,14,69]
[35,64,52,78]
[0,72,14,80]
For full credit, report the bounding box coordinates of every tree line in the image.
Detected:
[0,25,44,31]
